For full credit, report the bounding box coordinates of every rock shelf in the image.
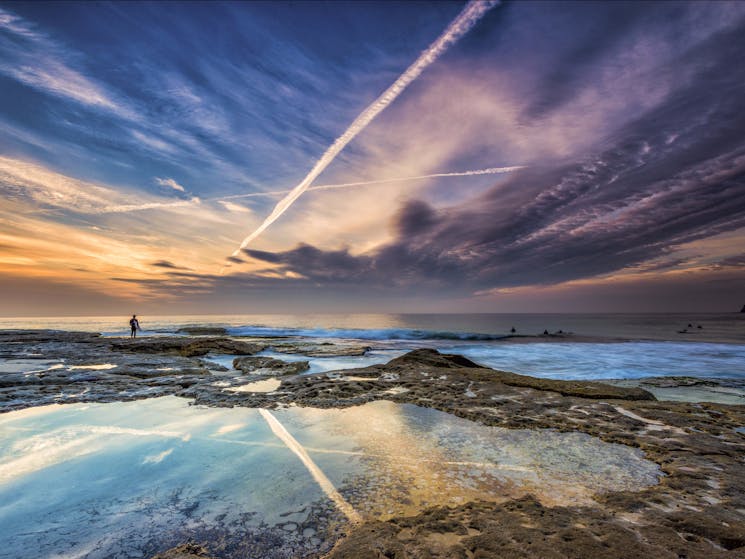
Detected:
[1,330,743,559]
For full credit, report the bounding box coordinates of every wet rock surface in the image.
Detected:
[109,336,266,357]
[175,327,229,336]
[271,342,371,357]
[1,332,744,559]
[187,349,745,559]
[233,356,309,375]
[607,376,745,406]
[152,543,211,559]
[328,495,745,559]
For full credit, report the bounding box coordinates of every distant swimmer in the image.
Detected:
[510,327,516,333]
[129,314,141,338]
[543,329,549,335]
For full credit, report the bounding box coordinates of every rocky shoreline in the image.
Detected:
[1,330,744,558]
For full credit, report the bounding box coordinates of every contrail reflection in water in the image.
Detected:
[258,408,362,523]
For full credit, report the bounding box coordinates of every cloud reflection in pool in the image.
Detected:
[0,397,661,558]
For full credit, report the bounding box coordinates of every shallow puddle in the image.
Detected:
[0,397,661,559]
[227,378,282,393]
[0,358,64,374]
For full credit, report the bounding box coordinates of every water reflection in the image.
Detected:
[0,397,661,558]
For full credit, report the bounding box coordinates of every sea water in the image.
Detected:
[0,313,743,381]
[0,397,661,559]
[1,312,743,343]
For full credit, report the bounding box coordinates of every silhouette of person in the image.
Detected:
[510,327,516,333]
[129,315,140,338]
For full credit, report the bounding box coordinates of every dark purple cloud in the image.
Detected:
[241,16,745,294]
[150,260,181,269]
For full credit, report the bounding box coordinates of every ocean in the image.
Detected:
[1,313,743,380]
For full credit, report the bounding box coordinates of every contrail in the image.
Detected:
[45,165,521,217]
[259,409,362,523]
[229,0,500,257]
[218,165,523,201]
[95,198,199,214]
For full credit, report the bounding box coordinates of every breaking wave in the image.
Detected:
[224,325,509,342]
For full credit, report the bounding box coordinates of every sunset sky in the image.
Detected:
[1,0,744,316]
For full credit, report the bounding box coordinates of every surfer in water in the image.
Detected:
[129,315,141,338]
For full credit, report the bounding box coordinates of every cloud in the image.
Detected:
[0,155,132,213]
[230,0,500,256]
[3,1,745,314]
[396,200,437,237]
[709,253,745,269]
[218,200,252,213]
[0,155,202,215]
[0,7,135,119]
[155,177,186,192]
[237,18,745,294]
[150,260,181,269]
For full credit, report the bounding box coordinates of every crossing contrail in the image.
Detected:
[70,165,521,216]
[228,0,500,257]
[65,164,522,217]
[218,165,523,201]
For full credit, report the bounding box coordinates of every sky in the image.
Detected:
[1,0,744,316]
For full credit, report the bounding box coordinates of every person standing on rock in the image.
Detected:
[129,315,140,338]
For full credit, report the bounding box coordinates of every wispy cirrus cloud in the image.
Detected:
[0,7,135,119]
[155,177,186,193]
[0,155,197,216]
[218,200,252,214]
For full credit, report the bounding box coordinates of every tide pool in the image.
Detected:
[0,397,661,559]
